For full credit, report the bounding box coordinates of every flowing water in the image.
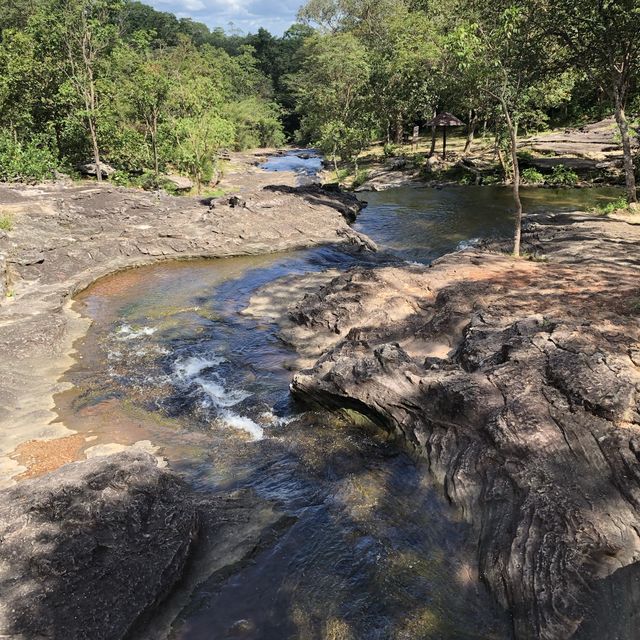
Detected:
[57,154,622,640]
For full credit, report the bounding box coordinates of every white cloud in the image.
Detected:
[146,0,301,35]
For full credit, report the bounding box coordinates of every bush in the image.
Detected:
[413,153,426,167]
[594,196,632,215]
[548,165,579,186]
[0,215,13,231]
[521,167,545,184]
[383,142,398,158]
[352,169,369,188]
[0,134,58,183]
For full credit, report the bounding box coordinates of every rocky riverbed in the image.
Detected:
[0,167,636,640]
[0,182,368,484]
[261,212,640,639]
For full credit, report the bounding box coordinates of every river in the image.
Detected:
[56,153,622,639]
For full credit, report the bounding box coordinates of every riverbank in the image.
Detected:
[261,210,640,639]
[338,117,634,192]
[0,181,369,486]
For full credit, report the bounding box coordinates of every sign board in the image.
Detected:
[412,125,419,150]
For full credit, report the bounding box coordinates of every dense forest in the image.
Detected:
[0,0,638,207]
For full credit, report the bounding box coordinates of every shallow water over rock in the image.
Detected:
[58,177,622,639]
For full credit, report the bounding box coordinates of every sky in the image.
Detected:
[147,0,303,36]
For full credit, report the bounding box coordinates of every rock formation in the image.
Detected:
[0,452,197,639]
[284,213,640,639]
[0,182,369,483]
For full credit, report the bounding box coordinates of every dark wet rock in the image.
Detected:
[0,451,285,640]
[0,451,198,640]
[263,183,365,223]
[285,215,640,639]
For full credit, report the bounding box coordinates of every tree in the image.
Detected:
[288,32,371,178]
[447,2,561,256]
[128,54,173,180]
[173,112,235,192]
[61,0,122,181]
[535,0,639,203]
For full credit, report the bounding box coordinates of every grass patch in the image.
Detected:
[0,215,13,231]
[592,196,634,216]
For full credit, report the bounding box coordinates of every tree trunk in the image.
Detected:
[151,114,160,181]
[395,113,403,145]
[442,127,447,160]
[88,112,101,183]
[428,126,436,156]
[500,98,523,257]
[464,110,478,154]
[613,88,638,204]
[332,145,339,183]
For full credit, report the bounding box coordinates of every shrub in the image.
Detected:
[352,169,369,188]
[594,196,632,215]
[547,165,579,186]
[383,143,398,158]
[0,215,13,231]
[521,167,545,184]
[0,134,58,183]
[413,153,426,167]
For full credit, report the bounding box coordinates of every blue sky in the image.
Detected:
[147,0,303,35]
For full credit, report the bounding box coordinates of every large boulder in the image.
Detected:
[163,174,193,191]
[0,451,199,640]
[77,161,116,179]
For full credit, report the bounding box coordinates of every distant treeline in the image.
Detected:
[0,0,638,203]
[0,0,311,188]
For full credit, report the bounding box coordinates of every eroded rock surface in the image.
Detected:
[0,182,369,480]
[282,214,640,639]
[0,450,283,640]
[0,451,197,639]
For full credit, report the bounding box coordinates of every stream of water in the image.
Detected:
[57,153,622,639]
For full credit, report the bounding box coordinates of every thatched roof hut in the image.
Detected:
[426,112,465,159]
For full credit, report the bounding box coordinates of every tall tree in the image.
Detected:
[61,0,121,180]
[536,0,639,203]
[288,32,371,177]
[446,2,561,256]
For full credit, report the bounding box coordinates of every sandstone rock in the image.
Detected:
[163,174,193,191]
[77,161,116,179]
[0,182,374,471]
[284,215,640,639]
[0,451,198,640]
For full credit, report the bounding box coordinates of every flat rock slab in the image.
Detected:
[280,213,640,639]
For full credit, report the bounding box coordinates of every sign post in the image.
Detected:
[412,125,419,152]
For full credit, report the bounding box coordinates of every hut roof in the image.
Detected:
[426,112,465,127]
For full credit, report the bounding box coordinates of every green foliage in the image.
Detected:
[521,168,545,184]
[352,169,370,188]
[548,165,579,186]
[593,196,633,215]
[0,215,13,231]
[383,143,398,158]
[0,133,58,182]
[0,0,288,186]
